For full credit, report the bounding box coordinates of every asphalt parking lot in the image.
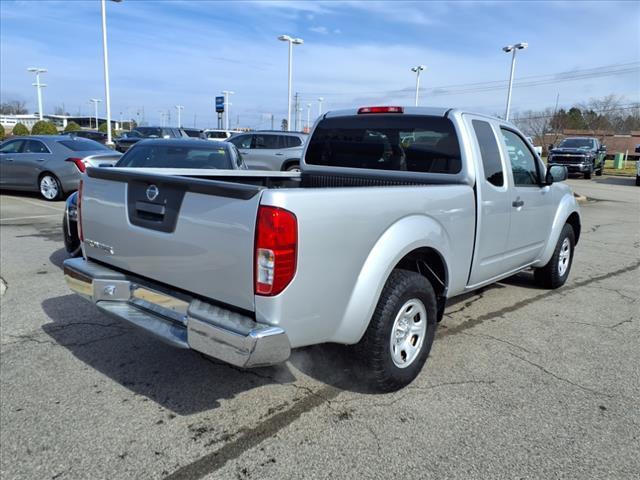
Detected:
[1,176,638,480]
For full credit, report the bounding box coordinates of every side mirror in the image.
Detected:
[600,145,607,152]
[546,165,568,185]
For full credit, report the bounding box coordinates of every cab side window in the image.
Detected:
[472,120,503,187]
[253,135,279,149]
[500,128,540,186]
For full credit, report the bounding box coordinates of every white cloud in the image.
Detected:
[309,26,329,34]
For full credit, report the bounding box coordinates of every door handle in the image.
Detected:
[275,153,284,156]
[512,199,525,208]
[36,159,45,162]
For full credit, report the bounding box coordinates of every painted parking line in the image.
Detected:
[0,195,65,212]
[0,214,61,222]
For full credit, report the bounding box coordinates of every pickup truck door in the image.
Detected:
[464,116,512,286]
[499,127,555,270]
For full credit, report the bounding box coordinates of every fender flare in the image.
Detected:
[330,214,451,344]
[534,192,580,268]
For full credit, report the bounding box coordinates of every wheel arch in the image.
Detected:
[534,192,581,267]
[280,158,300,171]
[330,214,451,345]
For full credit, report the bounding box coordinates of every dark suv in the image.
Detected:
[547,137,606,179]
[115,126,188,152]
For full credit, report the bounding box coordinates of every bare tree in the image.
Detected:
[0,100,28,115]
[512,107,554,146]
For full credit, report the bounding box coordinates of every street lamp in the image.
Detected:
[100,0,121,146]
[410,65,426,107]
[318,97,324,116]
[89,99,102,129]
[27,67,47,120]
[222,91,234,130]
[306,103,311,131]
[502,42,528,121]
[175,105,184,127]
[278,35,304,131]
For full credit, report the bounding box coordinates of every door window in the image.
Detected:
[0,140,24,153]
[253,134,279,149]
[500,128,540,186]
[23,140,50,154]
[229,135,252,149]
[283,135,302,148]
[472,120,503,187]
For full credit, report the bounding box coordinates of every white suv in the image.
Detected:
[226,131,308,171]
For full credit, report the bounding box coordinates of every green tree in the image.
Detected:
[12,123,30,136]
[31,120,59,135]
[0,128,5,141]
[566,107,586,130]
[64,121,81,132]
[98,122,117,138]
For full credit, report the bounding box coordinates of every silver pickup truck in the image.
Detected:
[63,106,581,391]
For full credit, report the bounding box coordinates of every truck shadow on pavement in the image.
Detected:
[40,294,296,415]
[593,176,636,187]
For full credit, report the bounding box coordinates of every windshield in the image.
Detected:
[115,144,233,169]
[59,139,110,151]
[558,138,595,150]
[131,127,164,138]
[306,115,461,174]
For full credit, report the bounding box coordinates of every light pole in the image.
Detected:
[410,65,426,107]
[222,91,234,130]
[502,42,528,121]
[89,99,101,129]
[306,103,311,131]
[27,67,47,120]
[101,0,121,145]
[318,97,324,116]
[175,105,184,127]
[278,35,303,131]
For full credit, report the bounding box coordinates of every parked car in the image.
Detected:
[635,144,640,186]
[203,129,240,140]
[547,137,605,179]
[114,126,188,152]
[63,130,108,144]
[0,136,121,200]
[64,106,580,391]
[63,138,246,256]
[182,128,203,139]
[525,136,543,157]
[226,131,308,171]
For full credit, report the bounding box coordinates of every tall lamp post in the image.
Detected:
[222,91,234,130]
[101,0,121,146]
[278,35,303,131]
[410,65,426,107]
[318,97,324,116]
[175,105,184,127]
[89,99,102,129]
[502,42,528,121]
[306,103,311,131]
[27,67,47,120]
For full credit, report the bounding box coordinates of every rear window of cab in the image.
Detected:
[305,115,461,174]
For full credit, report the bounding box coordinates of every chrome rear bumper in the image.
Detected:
[63,258,290,367]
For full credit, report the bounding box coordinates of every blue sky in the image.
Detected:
[1,0,638,129]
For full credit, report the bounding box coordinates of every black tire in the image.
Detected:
[284,161,301,172]
[596,162,603,176]
[584,169,592,180]
[635,175,640,186]
[62,215,81,257]
[355,269,437,392]
[534,223,575,289]
[38,173,63,201]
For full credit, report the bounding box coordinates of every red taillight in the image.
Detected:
[255,206,297,296]
[77,180,84,242]
[357,106,404,114]
[66,157,86,173]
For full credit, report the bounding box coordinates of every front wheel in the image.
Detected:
[39,174,63,201]
[534,223,575,289]
[584,168,592,180]
[355,269,437,392]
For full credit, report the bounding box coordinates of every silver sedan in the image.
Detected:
[0,135,121,200]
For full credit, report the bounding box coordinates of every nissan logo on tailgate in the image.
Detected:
[146,184,159,201]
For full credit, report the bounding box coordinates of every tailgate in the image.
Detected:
[81,168,263,311]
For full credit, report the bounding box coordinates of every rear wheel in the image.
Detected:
[284,162,301,172]
[583,168,592,180]
[355,269,437,392]
[39,173,63,201]
[596,161,603,176]
[534,223,575,289]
